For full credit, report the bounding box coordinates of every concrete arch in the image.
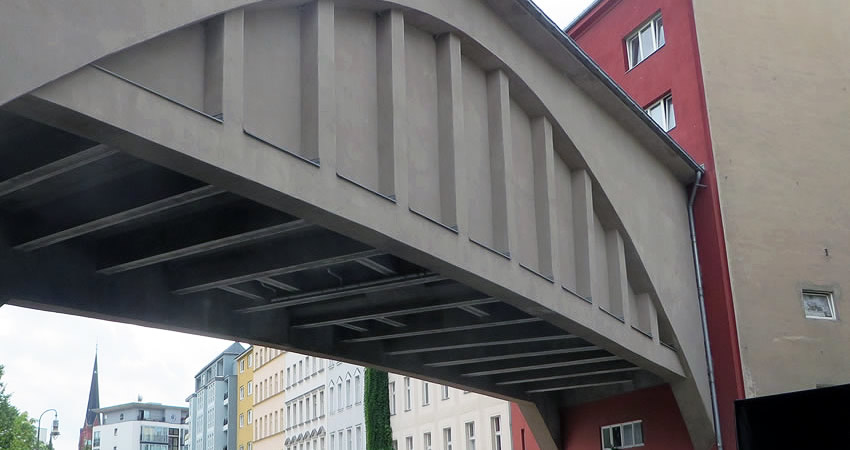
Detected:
[0,0,713,448]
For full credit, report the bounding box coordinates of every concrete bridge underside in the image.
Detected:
[0,0,715,448]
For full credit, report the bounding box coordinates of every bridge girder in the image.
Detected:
[0,0,715,448]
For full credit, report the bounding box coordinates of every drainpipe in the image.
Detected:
[687,168,723,450]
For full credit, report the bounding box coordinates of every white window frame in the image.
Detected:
[601,420,644,450]
[645,94,676,132]
[404,377,412,411]
[464,422,475,450]
[389,382,397,415]
[441,385,450,400]
[424,432,432,450]
[490,416,502,450]
[442,428,452,450]
[422,382,430,406]
[626,13,665,69]
[802,290,837,320]
[405,436,414,450]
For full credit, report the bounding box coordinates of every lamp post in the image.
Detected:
[35,409,60,450]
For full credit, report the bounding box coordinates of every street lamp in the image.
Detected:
[35,409,60,450]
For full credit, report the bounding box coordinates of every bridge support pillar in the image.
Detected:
[516,398,561,450]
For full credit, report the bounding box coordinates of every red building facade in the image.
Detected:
[513,0,745,448]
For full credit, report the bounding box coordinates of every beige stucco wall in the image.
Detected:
[693,0,850,397]
[252,346,287,450]
[236,347,255,450]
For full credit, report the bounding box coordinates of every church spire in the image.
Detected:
[84,350,99,426]
[79,350,100,450]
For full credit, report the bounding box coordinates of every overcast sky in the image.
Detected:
[0,2,593,450]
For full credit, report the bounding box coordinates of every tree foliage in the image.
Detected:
[364,368,393,450]
[0,365,46,450]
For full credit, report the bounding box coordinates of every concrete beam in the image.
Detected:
[169,232,378,294]
[97,210,306,274]
[236,273,444,312]
[0,144,116,198]
[386,332,577,356]
[291,296,499,329]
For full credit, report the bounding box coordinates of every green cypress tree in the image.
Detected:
[364,368,393,450]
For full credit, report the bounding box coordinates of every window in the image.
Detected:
[626,14,665,69]
[423,432,432,450]
[601,421,644,450]
[490,417,502,450]
[802,290,836,320]
[389,382,396,415]
[93,431,101,448]
[346,378,352,407]
[645,94,676,132]
[313,394,318,419]
[248,410,253,424]
[247,381,253,395]
[442,428,452,450]
[306,397,310,420]
[330,385,335,412]
[348,429,353,450]
[320,391,325,416]
[119,413,124,421]
[441,385,449,400]
[239,414,244,428]
[464,422,475,450]
[287,368,291,387]
[403,377,411,411]
[114,428,118,436]
[331,434,336,450]
[337,381,343,411]
[422,382,430,405]
[240,386,244,400]
[355,374,362,403]
[240,360,245,373]
[356,426,362,450]
[406,436,414,450]
[393,441,398,450]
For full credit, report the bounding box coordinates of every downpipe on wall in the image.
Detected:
[688,168,723,450]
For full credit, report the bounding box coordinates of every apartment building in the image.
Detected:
[284,352,328,450]
[252,346,287,450]
[389,374,510,450]
[326,362,365,450]
[235,347,254,450]
[186,343,244,450]
[92,402,189,450]
[550,0,850,448]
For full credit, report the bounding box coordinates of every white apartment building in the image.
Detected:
[252,346,287,450]
[389,374,510,450]
[284,352,328,450]
[326,362,365,450]
[93,402,189,450]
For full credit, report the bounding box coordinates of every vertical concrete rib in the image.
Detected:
[301,0,335,166]
[203,17,224,118]
[436,33,462,229]
[605,230,628,321]
[572,169,594,301]
[531,116,556,278]
[376,9,406,202]
[486,69,514,254]
[222,10,244,128]
[648,296,661,345]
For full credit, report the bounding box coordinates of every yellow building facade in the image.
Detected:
[236,346,254,450]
